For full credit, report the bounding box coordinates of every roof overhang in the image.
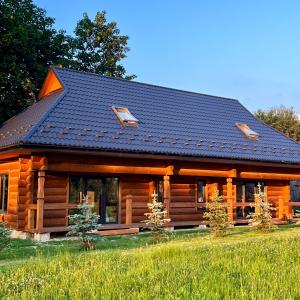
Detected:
[1,144,300,169]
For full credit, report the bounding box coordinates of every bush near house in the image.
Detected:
[143,193,171,243]
[204,190,228,237]
[248,184,276,232]
[0,222,11,252]
[67,195,100,250]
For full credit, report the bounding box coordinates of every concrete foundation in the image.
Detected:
[10,230,31,240]
[164,226,174,231]
[33,233,50,242]
[198,224,207,229]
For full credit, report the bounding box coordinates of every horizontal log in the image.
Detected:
[285,202,300,206]
[171,202,197,208]
[28,203,78,210]
[44,218,66,227]
[48,163,173,175]
[178,169,235,177]
[240,172,300,180]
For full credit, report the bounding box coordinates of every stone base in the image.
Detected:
[164,226,174,231]
[198,224,207,229]
[10,230,31,240]
[33,233,50,242]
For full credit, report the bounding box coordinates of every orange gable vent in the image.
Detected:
[38,69,64,100]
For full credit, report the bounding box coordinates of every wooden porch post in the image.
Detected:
[163,176,171,218]
[278,196,285,220]
[36,171,45,232]
[125,194,133,225]
[226,178,233,224]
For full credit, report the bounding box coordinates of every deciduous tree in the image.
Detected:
[255,106,300,142]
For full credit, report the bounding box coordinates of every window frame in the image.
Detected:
[68,175,119,224]
[236,180,264,219]
[196,179,207,212]
[112,106,139,127]
[0,174,9,214]
[236,123,259,140]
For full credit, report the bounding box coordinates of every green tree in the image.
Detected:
[67,195,100,250]
[204,190,228,237]
[255,106,300,142]
[248,184,276,232]
[0,0,72,124]
[69,11,135,80]
[143,193,170,243]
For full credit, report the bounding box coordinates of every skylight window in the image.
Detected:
[112,106,139,127]
[236,123,259,141]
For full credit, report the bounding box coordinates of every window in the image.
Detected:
[290,181,300,216]
[236,123,259,140]
[236,181,264,218]
[69,176,119,224]
[0,175,8,213]
[155,180,164,202]
[112,106,139,127]
[196,180,206,212]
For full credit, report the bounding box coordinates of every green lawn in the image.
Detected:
[0,225,300,299]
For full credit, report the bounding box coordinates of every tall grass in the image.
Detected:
[0,227,300,299]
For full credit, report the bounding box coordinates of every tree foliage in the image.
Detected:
[67,195,100,250]
[69,11,135,80]
[0,0,71,124]
[0,1,135,124]
[248,184,276,232]
[0,222,11,252]
[255,106,300,142]
[204,190,228,237]
[143,193,170,243]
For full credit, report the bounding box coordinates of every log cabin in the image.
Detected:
[1,66,300,239]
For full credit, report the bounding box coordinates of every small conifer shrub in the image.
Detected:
[67,195,100,250]
[248,184,276,232]
[143,193,171,243]
[204,190,228,237]
[0,222,11,252]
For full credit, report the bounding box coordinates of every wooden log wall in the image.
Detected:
[18,157,33,230]
[43,174,68,227]
[0,160,20,228]
[265,180,290,218]
[120,175,152,223]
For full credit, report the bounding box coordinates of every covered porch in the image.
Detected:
[25,155,300,236]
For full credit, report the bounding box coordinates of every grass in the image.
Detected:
[0,225,300,299]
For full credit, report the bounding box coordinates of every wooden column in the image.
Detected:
[125,194,133,225]
[36,171,45,232]
[226,178,233,224]
[149,180,155,201]
[284,184,291,219]
[278,196,285,220]
[163,175,170,218]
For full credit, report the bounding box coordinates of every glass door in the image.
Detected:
[102,178,119,223]
[69,176,119,224]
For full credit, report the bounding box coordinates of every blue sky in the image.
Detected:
[34,0,300,112]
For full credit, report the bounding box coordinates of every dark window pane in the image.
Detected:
[0,175,8,213]
[105,178,118,223]
[236,182,243,202]
[69,176,84,204]
[197,181,205,203]
[86,178,102,214]
[157,180,164,203]
[197,180,206,212]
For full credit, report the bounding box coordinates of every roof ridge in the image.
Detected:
[52,66,239,102]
